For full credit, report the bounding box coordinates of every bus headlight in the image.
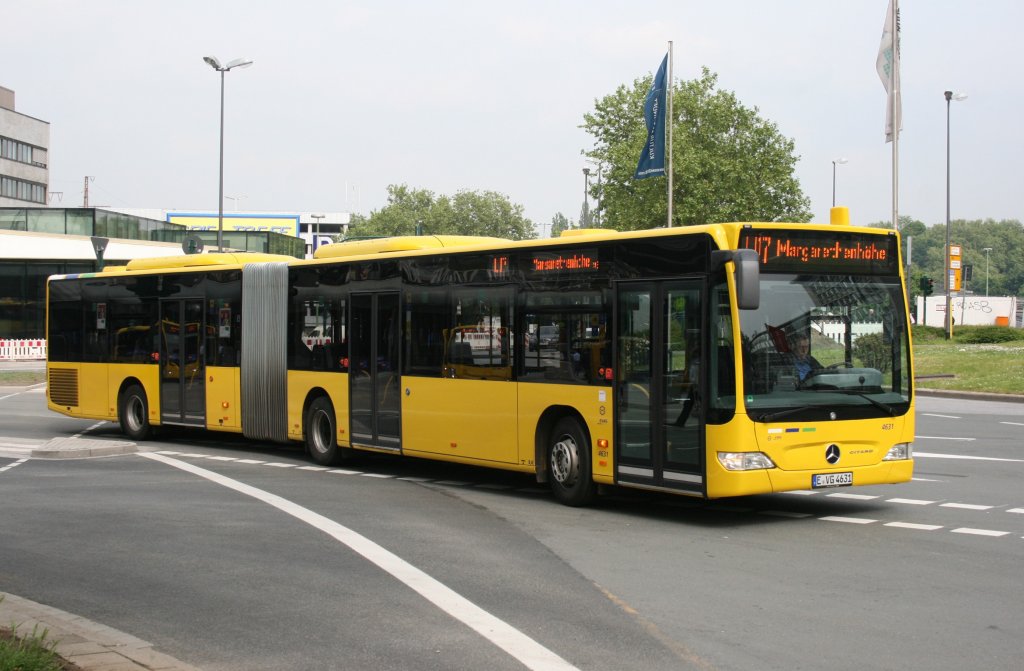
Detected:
[717,452,776,471]
[884,443,913,461]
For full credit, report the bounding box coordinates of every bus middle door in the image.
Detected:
[616,280,705,495]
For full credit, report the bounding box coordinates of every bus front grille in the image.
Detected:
[48,368,79,407]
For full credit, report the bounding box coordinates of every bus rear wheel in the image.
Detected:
[305,396,345,466]
[118,384,153,441]
[547,417,596,506]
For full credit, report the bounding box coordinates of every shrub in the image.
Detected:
[853,333,891,372]
[957,326,1024,344]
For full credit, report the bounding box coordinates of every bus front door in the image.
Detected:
[350,293,401,450]
[159,299,206,427]
[616,281,705,495]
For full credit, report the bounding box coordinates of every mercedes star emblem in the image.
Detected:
[825,444,841,465]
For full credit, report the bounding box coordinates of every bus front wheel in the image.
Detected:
[547,417,596,506]
[118,384,153,441]
[305,396,344,466]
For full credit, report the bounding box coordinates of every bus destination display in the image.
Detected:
[739,230,898,274]
[529,249,600,274]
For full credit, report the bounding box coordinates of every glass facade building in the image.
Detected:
[0,207,305,340]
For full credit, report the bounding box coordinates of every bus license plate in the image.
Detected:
[812,472,853,488]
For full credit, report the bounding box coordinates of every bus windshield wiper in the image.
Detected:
[838,390,897,416]
[757,405,819,423]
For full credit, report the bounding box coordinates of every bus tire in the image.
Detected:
[547,417,596,506]
[305,396,343,466]
[119,384,153,441]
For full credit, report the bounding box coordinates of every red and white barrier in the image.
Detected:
[0,339,47,360]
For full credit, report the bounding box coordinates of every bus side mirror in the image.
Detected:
[733,249,760,310]
[711,249,760,310]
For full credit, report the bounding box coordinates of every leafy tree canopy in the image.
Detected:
[871,217,1024,299]
[582,67,812,230]
[351,184,536,240]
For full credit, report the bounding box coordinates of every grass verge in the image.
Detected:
[912,326,1024,395]
[0,371,45,386]
[0,624,80,671]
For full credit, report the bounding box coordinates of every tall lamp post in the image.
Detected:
[944,90,967,339]
[831,157,848,207]
[581,167,591,228]
[983,247,992,296]
[311,214,325,254]
[204,55,254,252]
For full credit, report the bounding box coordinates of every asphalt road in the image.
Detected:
[2,384,1022,671]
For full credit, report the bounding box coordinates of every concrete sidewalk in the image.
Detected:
[1,592,201,671]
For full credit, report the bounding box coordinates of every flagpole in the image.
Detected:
[666,41,674,228]
[891,0,899,232]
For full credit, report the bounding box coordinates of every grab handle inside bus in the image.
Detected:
[712,248,760,310]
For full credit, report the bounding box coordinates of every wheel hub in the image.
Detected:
[550,436,579,485]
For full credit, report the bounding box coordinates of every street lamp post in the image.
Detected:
[983,247,992,296]
[944,90,967,339]
[831,158,848,207]
[204,55,254,253]
[582,167,592,228]
[311,214,325,254]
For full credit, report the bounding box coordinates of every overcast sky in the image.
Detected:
[4,1,1020,233]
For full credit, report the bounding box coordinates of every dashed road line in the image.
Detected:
[1000,421,1024,427]
[916,451,1024,463]
[145,451,1024,542]
[922,413,960,419]
[951,528,1011,537]
[940,502,994,511]
[885,522,943,531]
[0,458,28,473]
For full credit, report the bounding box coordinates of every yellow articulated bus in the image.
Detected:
[46,211,914,505]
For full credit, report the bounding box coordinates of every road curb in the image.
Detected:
[0,592,202,671]
[916,388,1024,404]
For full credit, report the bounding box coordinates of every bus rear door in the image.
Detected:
[349,293,401,450]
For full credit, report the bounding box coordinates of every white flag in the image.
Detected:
[876,0,901,143]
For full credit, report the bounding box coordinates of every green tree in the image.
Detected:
[870,217,1024,297]
[582,67,811,230]
[549,212,570,238]
[352,184,536,240]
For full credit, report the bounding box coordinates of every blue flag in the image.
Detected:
[634,54,668,180]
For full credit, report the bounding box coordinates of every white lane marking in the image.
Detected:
[208,456,238,462]
[263,462,296,468]
[940,502,994,511]
[885,522,943,531]
[922,413,961,419]
[759,510,814,518]
[951,528,1010,537]
[819,516,876,525]
[888,498,935,505]
[914,436,975,441]
[71,421,106,439]
[297,466,329,471]
[236,459,266,464]
[360,473,394,479]
[915,451,1024,463]
[826,493,879,500]
[911,477,943,482]
[999,421,1024,427]
[1007,508,1024,514]
[139,452,579,671]
[783,490,817,496]
[328,469,362,475]
[0,458,29,473]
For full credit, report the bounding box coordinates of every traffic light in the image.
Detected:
[920,276,934,296]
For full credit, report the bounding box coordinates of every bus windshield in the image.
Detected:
[739,273,911,422]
